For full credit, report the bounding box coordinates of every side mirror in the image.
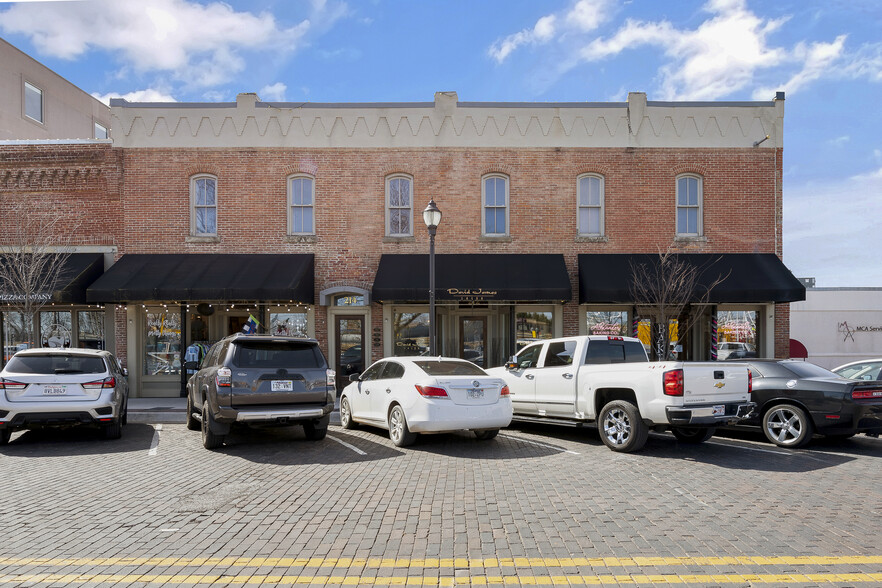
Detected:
[349,373,361,382]
[505,356,518,370]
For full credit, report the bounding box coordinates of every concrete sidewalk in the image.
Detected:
[127,397,341,425]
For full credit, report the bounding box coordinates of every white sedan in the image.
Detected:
[339,357,512,447]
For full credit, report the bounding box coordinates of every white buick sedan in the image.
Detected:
[339,357,512,447]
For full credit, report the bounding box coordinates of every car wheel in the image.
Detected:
[671,426,716,444]
[0,428,10,445]
[598,400,648,452]
[474,429,499,440]
[388,405,417,447]
[201,400,224,450]
[303,420,328,441]
[103,418,122,440]
[186,395,200,431]
[762,403,813,448]
[340,396,356,430]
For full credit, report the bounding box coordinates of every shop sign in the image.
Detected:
[0,293,51,301]
[839,321,882,342]
[446,288,498,301]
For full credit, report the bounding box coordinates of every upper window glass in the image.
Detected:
[94,122,108,140]
[191,175,217,235]
[24,82,43,123]
[676,175,703,236]
[288,175,315,235]
[483,175,509,236]
[544,341,577,367]
[514,343,542,369]
[577,174,604,235]
[6,353,107,375]
[386,175,413,236]
[381,362,406,379]
[360,361,386,381]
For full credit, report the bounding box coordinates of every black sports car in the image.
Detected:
[739,359,882,448]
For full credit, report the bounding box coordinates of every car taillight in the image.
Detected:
[0,378,26,391]
[326,369,336,388]
[415,384,448,398]
[748,369,752,395]
[852,389,882,399]
[500,385,510,396]
[82,377,116,390]
[663,369,684,396]
[216,367,232,387]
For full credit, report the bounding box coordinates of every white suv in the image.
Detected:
[0,348,129,444]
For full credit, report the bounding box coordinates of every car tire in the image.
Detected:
[201,400,225,450]
[388,404,417,447]
[598,400,648,452]
[474,429,499,440]
[186,395,200,431]
[340,396,356,430]
[0,428,10,445]
[762,403,813,448]
[103,418,122,440]
[303,420,328,441]
[671,426,716,444]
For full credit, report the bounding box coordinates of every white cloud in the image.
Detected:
[489,15,557,63]
[566,0,610,31]
[0,0,330,87]
[827,135,850,147]
[92,89,177,105]
[260,82,287,102]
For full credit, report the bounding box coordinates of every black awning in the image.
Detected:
[578,253,806,304]
[86,254,314,303]
[372,254,572,302]
[0,253,104,305]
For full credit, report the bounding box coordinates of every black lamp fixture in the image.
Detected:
[422,199,442,355]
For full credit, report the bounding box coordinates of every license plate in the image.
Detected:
[712,405,725,416]
[271,380,293,392]
[43,385,66,395]
[468,388,484,399]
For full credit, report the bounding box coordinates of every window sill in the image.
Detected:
[186,235,220,243]
[383,236,415,243]
[575,235,608,243]
[285,235,317,244]
[674,235,707,243]
[479,235,512,243]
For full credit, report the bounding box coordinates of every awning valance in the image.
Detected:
[578,253,805,304]
[86,254,314,303]
[0,253,104,305]
[372,254,572,303]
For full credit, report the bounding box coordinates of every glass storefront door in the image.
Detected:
[335,316,365,393]
[459,316,487,368]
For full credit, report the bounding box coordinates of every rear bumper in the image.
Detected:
[405,400,513,433]
[666,402,755,426]
[0,393,122,430]
[215,402,334,425]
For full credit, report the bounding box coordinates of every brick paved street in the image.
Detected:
[1,420,881,586]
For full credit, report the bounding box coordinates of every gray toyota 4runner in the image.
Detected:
[185,334,336,449]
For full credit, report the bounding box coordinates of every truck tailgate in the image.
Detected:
[681,362,750,404]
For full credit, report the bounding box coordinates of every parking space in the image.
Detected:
[1,421,881,586]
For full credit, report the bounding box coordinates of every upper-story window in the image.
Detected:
[24,82,43,124]
[386,175,413,237]
[190,174,218,236]
[94,122,108,140]
[577,174,604,236]
[288,175,315,234]
[676,174,703,236]
[483,174,509,236]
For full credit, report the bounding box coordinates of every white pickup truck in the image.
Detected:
[486,335,754,452]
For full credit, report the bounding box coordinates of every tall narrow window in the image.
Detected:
[288,175,315,234]
[676,174,703,236]
[577,174,604,235]
[483,174,509,236]
[24,82,43,123]
[386,175,413,236]
[191,175,218,236]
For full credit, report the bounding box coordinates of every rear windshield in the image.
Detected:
[584,340,648,364]
[233,341,325,369]
[6,354,107,375]
[414,360,487,376]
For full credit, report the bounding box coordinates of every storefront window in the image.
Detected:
[586,311,628,336]
[145,310,181,376]
[516,311,552,351]
[270,312,308,337]
[393,312,429,356]
[718,310,758,360]
[78,310,105,350]
[40,311,72,348]
[3,311,32,362]
[637,317,679,359]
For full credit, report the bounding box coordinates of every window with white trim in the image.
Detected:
[577,174,604,235]
[24,82,43,123]
[190,174,217,236]
[288,175,315,234]
[676,174,703,236]
[386,175,413,236]
[483,174,509,236]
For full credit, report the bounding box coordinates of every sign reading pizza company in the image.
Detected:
[445,288,499,301]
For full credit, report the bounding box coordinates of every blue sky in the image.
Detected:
[2,0,881,287]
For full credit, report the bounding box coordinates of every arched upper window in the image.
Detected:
[190,174,217,236]
[577,174,604,236]
[482,174,509,236]
[288,174,315,235]
[676,174,703,236]
[386,174,413,237]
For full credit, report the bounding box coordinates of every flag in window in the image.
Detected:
[242,314,260,334]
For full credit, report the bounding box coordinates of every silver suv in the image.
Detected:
[185,334,336,449]
[0,348,129,444]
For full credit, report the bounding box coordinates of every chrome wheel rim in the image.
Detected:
[340,398,351,426]
[766,407,803,445]
[389,407,404,443]
[602,408,631,446]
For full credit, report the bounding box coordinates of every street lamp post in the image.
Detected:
[422,199,442,356]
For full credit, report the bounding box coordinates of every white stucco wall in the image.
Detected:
[790,289,882,369]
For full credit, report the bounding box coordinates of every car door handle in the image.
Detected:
[525,374,535,380]
[385,388,391,394]
[365,389,370,395]
[562,373,573,379]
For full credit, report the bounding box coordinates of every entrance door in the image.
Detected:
[335,316,365,393]
[459,316,487,368]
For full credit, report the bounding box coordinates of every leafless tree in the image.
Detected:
[0,195,82,346]
[629,246,730,360]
